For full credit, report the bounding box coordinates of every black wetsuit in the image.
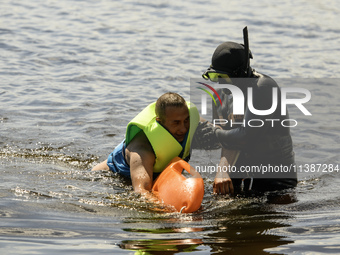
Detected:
[214,71,297,193]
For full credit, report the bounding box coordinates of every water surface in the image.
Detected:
[1,0,340,254]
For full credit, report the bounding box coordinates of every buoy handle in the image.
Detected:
[171,157,201,179]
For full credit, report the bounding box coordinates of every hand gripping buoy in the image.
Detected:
[152,157,204,213]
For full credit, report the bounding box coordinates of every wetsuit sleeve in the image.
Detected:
[215,78,277,150]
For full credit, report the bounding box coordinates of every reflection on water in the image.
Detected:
[120,227,204,254]
[203,199,295,254]
[117,193,297,254]
[120,239,203,254]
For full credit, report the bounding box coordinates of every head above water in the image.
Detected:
[155,92,190,142]
[203,41,253,80]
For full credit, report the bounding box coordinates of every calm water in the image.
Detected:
[1,0,340,254]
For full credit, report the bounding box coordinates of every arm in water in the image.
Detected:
[196,117,237,195]
[125,131,160,203]
[213,147,239,195]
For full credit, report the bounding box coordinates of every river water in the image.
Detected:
[1,0,340,254]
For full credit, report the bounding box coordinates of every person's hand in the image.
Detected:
[213,172,234,195]
[192,121,221,150]
[200,121,221,140]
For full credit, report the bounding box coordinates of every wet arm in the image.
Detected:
[129,149,155,194]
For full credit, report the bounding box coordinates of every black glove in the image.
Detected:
[191,121,221,150]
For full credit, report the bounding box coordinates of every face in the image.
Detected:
[158,106,190,142]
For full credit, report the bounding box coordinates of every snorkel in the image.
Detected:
[243,26,251,77]
[203,27,253,81]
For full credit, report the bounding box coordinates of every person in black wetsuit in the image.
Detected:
[197,41,297,196]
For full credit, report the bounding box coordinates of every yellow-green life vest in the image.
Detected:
[125,102,199,173]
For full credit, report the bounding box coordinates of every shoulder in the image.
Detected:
[253,71,279,89]
[125,131,155,163]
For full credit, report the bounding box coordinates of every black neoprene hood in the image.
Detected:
[211,41,248,74]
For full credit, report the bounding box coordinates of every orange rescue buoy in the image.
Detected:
[152,157,204,213]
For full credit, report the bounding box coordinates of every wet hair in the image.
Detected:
[155,92,187,122]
